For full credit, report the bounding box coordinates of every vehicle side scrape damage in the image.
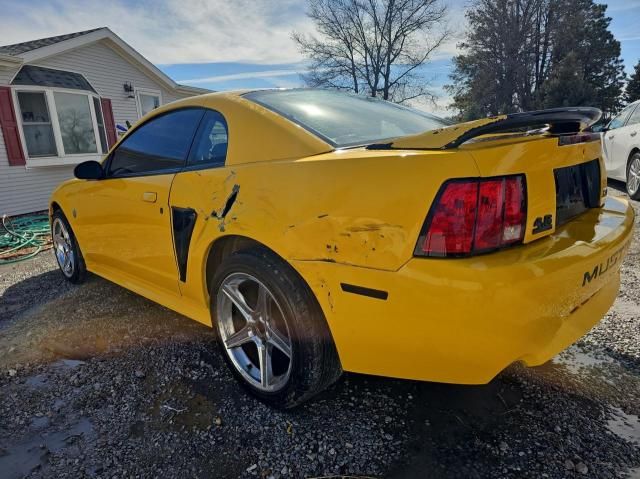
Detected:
[283,215,408,267]
[211,184,240,232]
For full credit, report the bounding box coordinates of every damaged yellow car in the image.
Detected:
[50,89,635,408]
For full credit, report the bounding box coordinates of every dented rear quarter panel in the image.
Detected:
[171,147,479,312]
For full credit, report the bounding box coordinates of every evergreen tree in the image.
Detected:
[447,0,625,119]
[626,61,640,103]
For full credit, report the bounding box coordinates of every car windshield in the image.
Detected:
[243,89,447,148]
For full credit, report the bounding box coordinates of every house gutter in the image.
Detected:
[175,84,212,95]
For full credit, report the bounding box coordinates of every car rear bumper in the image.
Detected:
[292,196,635,384]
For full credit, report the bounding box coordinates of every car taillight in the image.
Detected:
[416,175,527,257]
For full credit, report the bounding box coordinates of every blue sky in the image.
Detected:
[1,0,639,114]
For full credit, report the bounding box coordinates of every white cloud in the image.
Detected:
[1,0,463,66]
[0,0,316,64]
[180,69,306,84]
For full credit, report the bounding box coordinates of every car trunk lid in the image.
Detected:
[463,134,606,244]
[372,108,605,247]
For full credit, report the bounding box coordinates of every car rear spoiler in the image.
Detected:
[367,107,602,150]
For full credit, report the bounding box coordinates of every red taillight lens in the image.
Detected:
[474,179,505,251]
[417,175,526,257]
[421,182,478,255]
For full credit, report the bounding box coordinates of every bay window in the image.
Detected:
[11,66,108,166]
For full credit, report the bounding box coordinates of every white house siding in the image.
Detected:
[0,40,195,216]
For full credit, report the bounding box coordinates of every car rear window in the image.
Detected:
[243,89,447,148]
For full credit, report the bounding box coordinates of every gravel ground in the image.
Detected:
[0,182,639,479]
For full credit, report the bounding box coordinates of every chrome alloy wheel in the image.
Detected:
[52,218,74,278]
[216,272,293,392]
[629,157,640,196]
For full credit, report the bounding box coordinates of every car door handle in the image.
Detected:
[631,131,638,137]
[142,192,157,203]
[608,134,615,139]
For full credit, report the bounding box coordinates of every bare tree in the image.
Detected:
[292,0,449,103]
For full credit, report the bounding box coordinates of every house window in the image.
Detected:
[53,92,98,154]
[11,65,108,166]
[15,89,106,165]
[16,91,57,157]
[136,89,161,117]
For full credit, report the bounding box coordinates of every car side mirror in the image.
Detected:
[74,160,104,180]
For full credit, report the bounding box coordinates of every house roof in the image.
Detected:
[0,27,209,95]
[0,28,103,56]
[12,65,98,93]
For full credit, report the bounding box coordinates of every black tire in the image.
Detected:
[210,247,342,409]
[51,209,87,284]
[626,152,640,200]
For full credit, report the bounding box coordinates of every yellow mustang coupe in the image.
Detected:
[50,89,634,408]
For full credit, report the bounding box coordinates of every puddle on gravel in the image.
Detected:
[138,378,218,435]
[0,276,214,368]
[23,359,85,389]
[607,407,640,445]
[51,358,85,370]
[24,373,48,388]
[629,467,640,478]
[554,347,615,375]
[535,345,640,399]
[0,417,95,479]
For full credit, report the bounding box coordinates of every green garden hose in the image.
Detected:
[0,214,51,264]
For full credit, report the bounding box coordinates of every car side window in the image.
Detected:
[108,108,205,177]
[626,104,640,127]
[608,104,636,130]
[187,110,228,168]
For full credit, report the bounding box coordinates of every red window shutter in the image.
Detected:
[0,86,26,166]
[100,98,117,148]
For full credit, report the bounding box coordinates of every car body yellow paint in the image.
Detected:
[50,91,635,384]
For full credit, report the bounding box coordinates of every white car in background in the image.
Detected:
[602,99,640,199]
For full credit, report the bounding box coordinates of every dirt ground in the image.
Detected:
[0,182,639,479]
